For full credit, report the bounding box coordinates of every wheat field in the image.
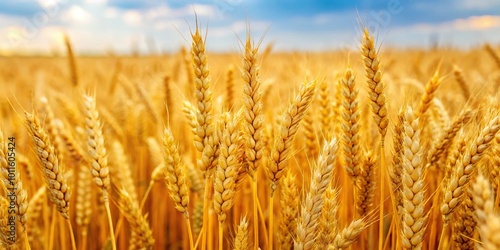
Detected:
[1,22,500,250]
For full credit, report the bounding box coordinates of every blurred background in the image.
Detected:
[1,0,500,55]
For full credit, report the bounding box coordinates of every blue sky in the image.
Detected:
[1,0,500,54]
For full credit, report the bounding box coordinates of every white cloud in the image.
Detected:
[145,4,216,20]
[37,0,63,9]
[104,7,118,18]
[85,0,107,5]
[410,15,500,32]
[123,10,142,25]
[62,5,93,24]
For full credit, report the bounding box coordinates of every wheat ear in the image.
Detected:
[110,141,138,203]
[472,174,500,249]
[361,28,388,141]
[330,218,368,250]
[452,65,471,101]
[355,150,377,217]
[163,128,190,216]
[26,111,77,250]
[317,185,340,249]
[361,29,389,249]
[425,109,473,170]
[399,107,428,249]
[453,188,475,249]
[295,138,338,250]
[391,111,405,211]
[39,96,65,162]
[472,174,495,225]
[0,198,11,247]
[115,189,155,250]
[277,171,300,250]
[27,187,45,248]
[233,217,250,250]
[225,65,235,110]
[340,67,361,180]
[163,127,193,249]
[0,131,28,243]
[214,113,243,250]
[190,22,217,250]
[82,94,110,190]
[268,80,317,193]
[81,94,115,250]
[441,115,500,221]
[485,44,500,68]
[191,23,213,156]
[163,75,174,123]
[241,34,265,250]
[268,80,317,249]
[25,112,71,219]
[64,34,78,87]
[417,68,442,118]
[75,163,92,249]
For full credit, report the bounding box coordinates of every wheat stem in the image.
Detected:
[187,218,194,250]
[66,219,77,250]
[218,224,223,250]
[103,192,116,250]
[49,207,56,250]
[252,179,259,249]
[268,196,274,249]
